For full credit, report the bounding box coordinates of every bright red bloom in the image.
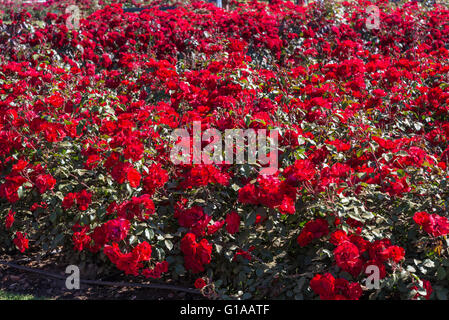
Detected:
[284,159,316,186]
[413,211,449,237]
[329,230,350,246]
[238,183,259,205]
[194,278,207,289]
[175,206,211,236]
[124,140,144,162]
[310,273,335,300]
[383,245,405,263]
[180,233,212,273]
[413,211,430,226]
[143,261,169,279]
[132,241,152,262]
[73,230,91,251]
[142,164,168,195]
[127,167,141,188]
[196,239,213,265]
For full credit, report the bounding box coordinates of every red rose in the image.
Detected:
[124,140,144,162]
[334,241,363,277]
[194,278,207,289]
[297,218,329,247]
[73,230,91,252]
[311,273,363,300]
[184,255,205,273]
[330,230,349,246]
[383,245,405,263]
[196,239,212,265]
[334,278,362,300]
[104,218,131,242]
[297,231,314,247]
[207,220,225,235]
[13,232,29,253]
[310,273,335,300]
[127,167,141,188]
[62,192,76,210]
[425,214,449,237]
[238,183,259,205]
[142,164,168,195]
[413,211,430,226]
[412,279,433,300]
[368,239,392,262]
[5,210,15,229]
[180,233,198,257]
[284,159,316,186]
[132,241,152,262]
[35,174,56,194]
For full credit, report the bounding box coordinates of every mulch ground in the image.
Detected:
[0,254,204,300]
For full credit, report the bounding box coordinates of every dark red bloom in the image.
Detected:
[5,210,15,229]
[34,174,56,194]
[75,190,92,211]
[297,218,329,247]
[225,211,240,234]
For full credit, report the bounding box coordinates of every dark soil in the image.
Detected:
[0,254,204,300]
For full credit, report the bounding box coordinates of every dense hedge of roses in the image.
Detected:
[1,0,449,299]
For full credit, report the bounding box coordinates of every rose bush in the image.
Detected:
[1,0,449,299]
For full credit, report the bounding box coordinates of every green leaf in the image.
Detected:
[437,267,446,280]
[164,239,173,251]
[76,119,86,135]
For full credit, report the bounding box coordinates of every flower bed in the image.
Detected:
[1,0,449,299]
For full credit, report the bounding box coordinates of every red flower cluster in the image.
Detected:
[331,230,405,278]
[5,210,15,229]
[310,273,362,300]
[413,211,449,237]
[175,205,211,236]
[62,190,92,211]
[297,218,329,247]
[238,175,297,214]
[180,233,212,273]
[103,241,157,276]
[225,211,240,234]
